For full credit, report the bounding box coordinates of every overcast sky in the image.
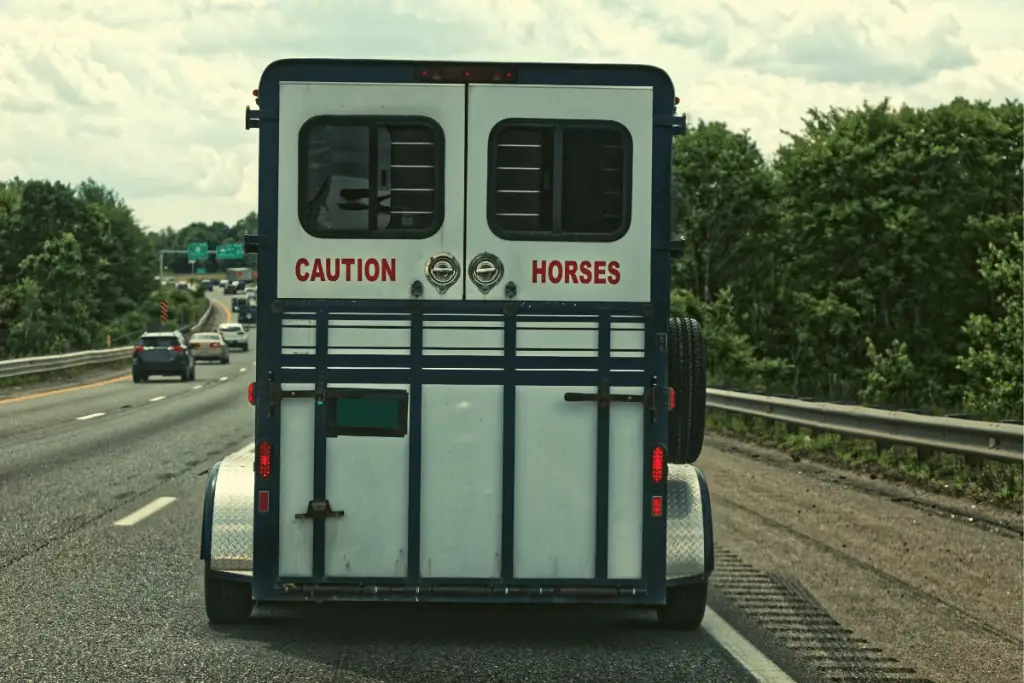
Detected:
[0,0,1020,232]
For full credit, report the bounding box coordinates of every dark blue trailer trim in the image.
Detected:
[311,310,329,580]
[252,58,677,603]
[500,306,517,580]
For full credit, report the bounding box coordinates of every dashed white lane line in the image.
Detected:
[219,376,228,382]
[703,609,796,682]
[149,395,166,403]
[239,367,247,372]
[76,412,105,421]
[113,497,177,527]
[192,385,203,390]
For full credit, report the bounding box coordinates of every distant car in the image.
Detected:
[231,294,246,312]
[238,304,256,326]
[217,323,249,351]
[190,332,230,364]
[132,330,196,382]
[176,281,190,291]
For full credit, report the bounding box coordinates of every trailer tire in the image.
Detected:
[657,580,708,630]
[204,569,253,625]
[667,317,706,464]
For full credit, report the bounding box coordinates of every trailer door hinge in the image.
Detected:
[654,114,687,135]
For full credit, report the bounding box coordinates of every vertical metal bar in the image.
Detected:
[595,311,611,579]
[500,306,518,580]
[551,126,564,234]
[406,308,423,581]
[368,125,380,232]
[311,309,329,580]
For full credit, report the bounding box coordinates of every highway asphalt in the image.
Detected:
[0,295,791,683]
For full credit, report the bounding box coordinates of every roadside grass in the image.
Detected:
[706,410,1023,510]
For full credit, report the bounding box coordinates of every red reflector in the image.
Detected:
[652,496,663,517]
[669,388,676,411]
[257,490,269,512]
[257,441,271,478]
[651,445,665,483]
[247,382,255,406]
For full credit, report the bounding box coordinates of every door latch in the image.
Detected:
[295,499,344,520]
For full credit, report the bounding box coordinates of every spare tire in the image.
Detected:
[667,317,707,464]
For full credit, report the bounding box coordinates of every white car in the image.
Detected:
[217,323,249,351]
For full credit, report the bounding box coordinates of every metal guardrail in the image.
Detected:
[706,388,1023,465]
[0,298,215,381]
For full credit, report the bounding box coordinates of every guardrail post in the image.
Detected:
[915,446,935,463]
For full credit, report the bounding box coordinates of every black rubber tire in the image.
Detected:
[656,581,708,630]
[188,366,196,381]
[221,356,229,364]
[242,344,249,352]
[667,317,707,464]
[131,371,141,384]
[204,569,253,625]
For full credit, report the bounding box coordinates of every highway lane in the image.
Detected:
[0,324,791,682]
[0,295,238,444]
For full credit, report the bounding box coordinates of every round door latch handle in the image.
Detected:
[424,253,461,294]
[468,253,504,294]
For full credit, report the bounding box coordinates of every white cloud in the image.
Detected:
[0,0,1020,230]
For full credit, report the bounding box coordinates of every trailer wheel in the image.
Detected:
[667,317,707,464]
[204,568,253,625]
[657,580,708,630]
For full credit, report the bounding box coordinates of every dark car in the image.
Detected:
[132,331,196,382]
[237,301,257,326]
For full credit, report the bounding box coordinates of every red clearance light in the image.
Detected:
[415,64,518,83]
[247,382,255,406]
[257,441,271,478]
[652,495,663,517]
[257,490,270,513]
[651,445,665,483]
[669,388,676,411]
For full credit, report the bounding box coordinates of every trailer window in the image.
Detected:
[298,116,444,239]
[487,120,632,242]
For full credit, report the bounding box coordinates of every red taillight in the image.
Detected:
[247,382,255,405]
[257,441,271,478]
[134,345,144,353]
[652,496,663,517]
[651,445,665,483]
[210,342,220,348]
[172,345,184,352]
[669,388,676,411]
[257,490,269,512]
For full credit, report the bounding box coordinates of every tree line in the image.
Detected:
[671,96,1022,421]
[4,96,1018,422]
[0,180,208,359]
[148,213,258,274]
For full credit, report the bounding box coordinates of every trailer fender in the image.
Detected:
[665,463,714,583]
[202,444,255,573]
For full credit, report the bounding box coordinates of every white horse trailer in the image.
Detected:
[201,59,712,629]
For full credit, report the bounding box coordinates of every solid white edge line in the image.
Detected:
[703,608,797,683]
[113,496,177,526]
[149,395,166,402]
[76,412,105,421]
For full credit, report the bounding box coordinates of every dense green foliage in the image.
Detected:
[0,179,207,358]
[4,97,1019,426]
[671,97,1022,421]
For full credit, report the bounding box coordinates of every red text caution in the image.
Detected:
[532,260,621,285]
[295,257,397,283]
